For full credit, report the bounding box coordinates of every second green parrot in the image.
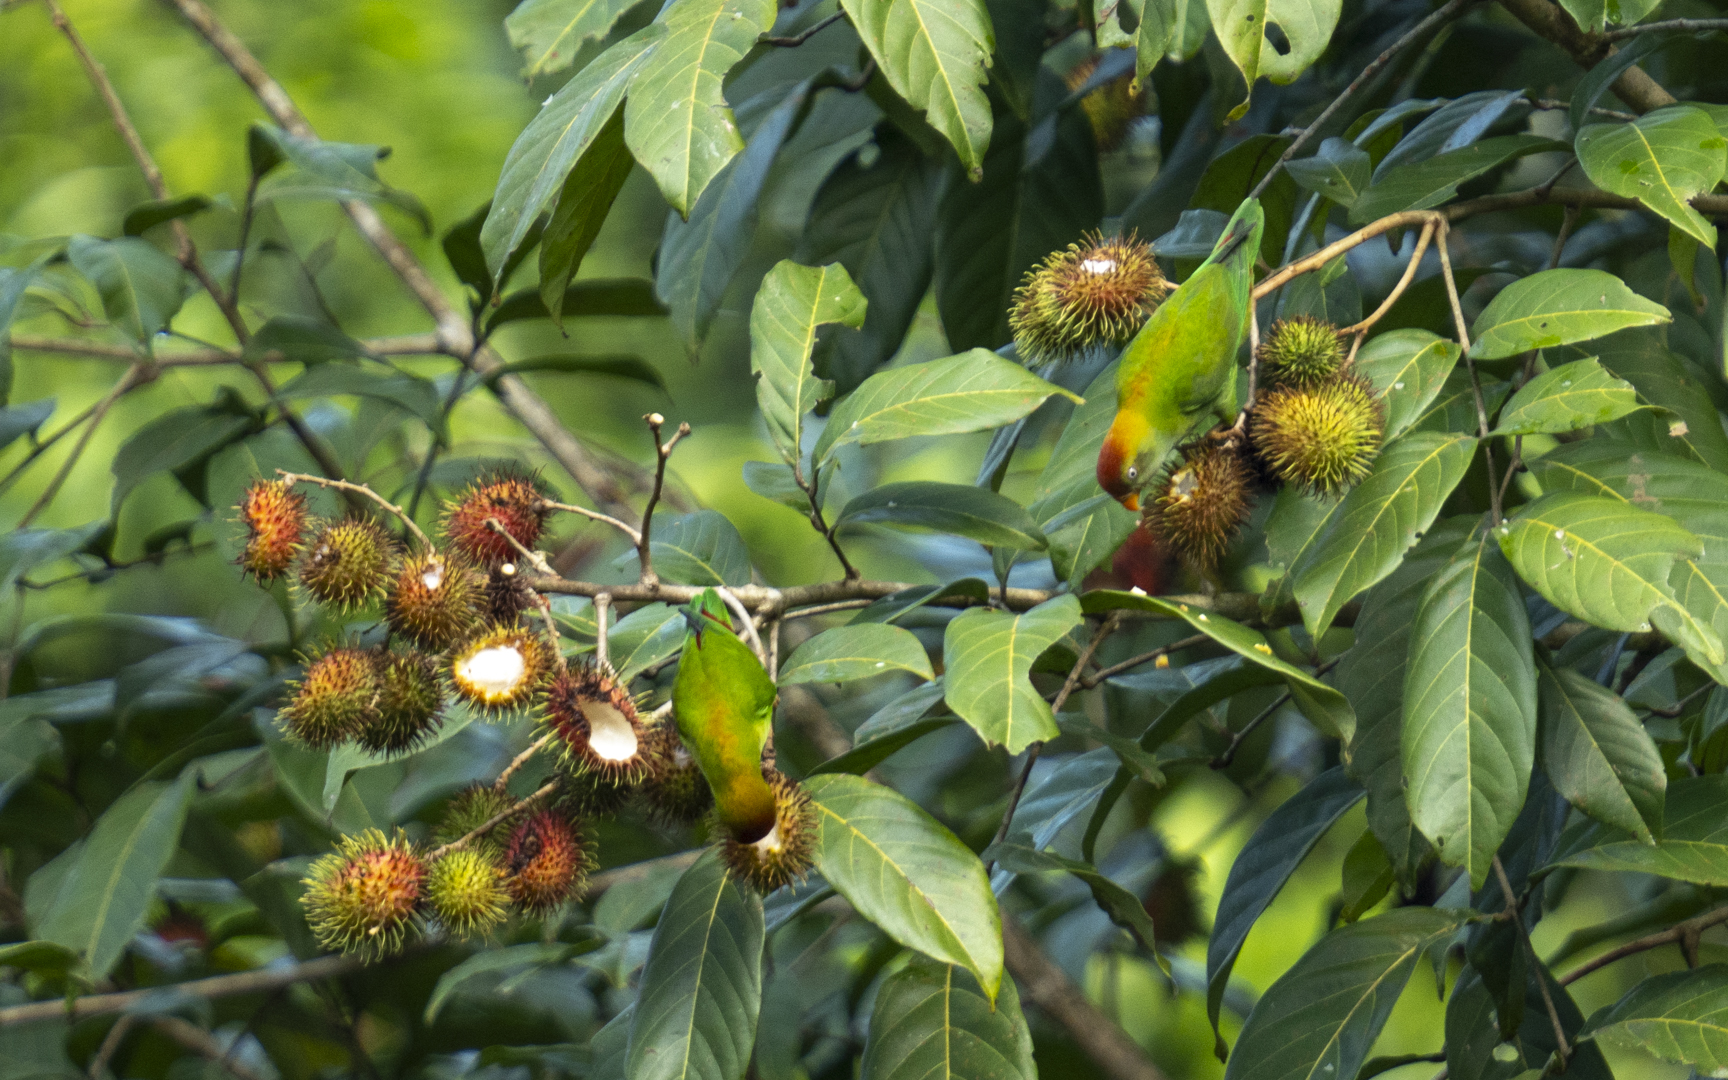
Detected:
[671,591,778,842]
[1097,199,1264,510]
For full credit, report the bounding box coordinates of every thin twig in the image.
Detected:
[594,593,612,672]
[88,1014,135,1079]
[151,1016,269,1080]
[22,542,214,589]
[494,732,556,792]
[783,599,876,620]
[1083,634,1210,688]
[482,518,557,578]
[1528,97,1637,121]
[1344,220,1436,338]
[636,413,691,588]
[1494,855,1570,1064]
[1559,904,1728,985]
[0,955,364,1028]
[21,364,150,528]
[1602,17,1728,40]
[760,10,845,46]
[278,472,430,548]
[1435,225,1504,525]
[539,500,641,545]
[716,586,769,667]
[1211,691,1291,769]
[1643,681,1716,718]
[1255,212,1446,299]
[425,780,558,862]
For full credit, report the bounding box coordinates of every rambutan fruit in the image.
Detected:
[433,784,521,855]
[442,470,549,568]
[1250,375,1386,495]
[637,721,713,827]
[359,650,443,755]
[1258,316,1347,390]
[237,479,307,582]
[559,769,636,817]
[281,646,379,749]
[717,770,816,894]
[1145,442,1256,568]
[449,626,553,712]
[298,518,395,611]
[301,829,426,959]
[541,662,653,784]
[484,563,536,625]
[1009,232,1168,364]
[504,809,594,914]
[1065,53,1146,152]
[425,848,511,939]
[385,551,482,650]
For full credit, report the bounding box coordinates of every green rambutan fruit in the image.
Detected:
[504,809,594,914]
[1065,52,1146,152]
[281,646,379,749]
[359,650,444,755]
[442,469,549,568]
[1009,231,1168,364]
[236,479,307,582]
[1250,375,1386,495]
[433,784,521,856]
[483,563,537,626]
[716,770,817,894]
[298,518,396,611]
[1258,316,1347,389]
[426,847,511,939]
[385,551,482,650]
[1145,441,1256,568]
[541,662,654,784]
[449,625,554,713]
[637,720,713,827]
[301,829,426,959]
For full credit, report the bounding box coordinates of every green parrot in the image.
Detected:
[1096,198,1265,510]
[671,591,778,842]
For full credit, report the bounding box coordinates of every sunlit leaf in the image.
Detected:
[943,595,1083,753]
[837,482,1047,551]
[1468,269,1671,360]
[749,261,864,466]
[840,0,995,176]
[1577,106,1726,246]
[1492,357,1642,435]
[778,623,934,685]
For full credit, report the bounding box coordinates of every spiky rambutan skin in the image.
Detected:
[1065,53,1146,152]
[442,471,549,568]
[434,784,521,856]
[449,626,553,712]
[237,479,307,582]
[298,519,396,611]
[637,721,713,827]
[1009,232,1168,364]
[541,662,653,784]
[484,563,537,626]
[282,647,379,749]
[1250,375,1386,495]
[1258,316,1347,389]
[359,650,443,755]
[717,770,816,894]
[301,829,426,959]
[1145,442,1256,568]
[558,768,636,817]
[426,848,511,940]
[504,809,594,914]
[385,551,482,650]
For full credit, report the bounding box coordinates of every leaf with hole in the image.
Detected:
[1577,106,1726,246]
[750,261,864,466]
[942,594,1083,753]
[1493,357,1642,435]
[1207,0,1341,121]
[1468,269,1671,360]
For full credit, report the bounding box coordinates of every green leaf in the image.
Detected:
[750,261,865,465]
[1054,714,1164,785]
[625,848,764,1080]
[0,523,105,593]
[482,28,662,277]
[1493,357,1642,435]
[0,940,79,977]
[1043,493,1140,590]
[1223,907,1469,1080]
[1351,329,1462,441]
[814,718,959,775]
[837,482,1047,551]
[481,353,666,393]
[1349,135,1565,223]
[425,943,579,1022]
[609,603,689,681]
[778,623,934,685]
[1291,431,1479,639]
[1285,137,1372,208]
[280,364,444,434]
[1029,361,1120,517]
[840,0,995,177]
[250,126,431,235]
[1596,335,1728,474]
[942,594,1083,753]
[1559,0,1661,32]
[504,0,642,78]
[815,349,1077,467]
[1546,775,1728,884]
[1340,831,1394,923]
[1468,269,1671,361]
[805,773,1003,1000]
[1207,0,1341,122]
[1401,532,1538,889]
[540,108,636,327]
[1577,106,1726,246]
[623,0,775,215]
[0,398,54,453]
[244,315,368,365]
[1579,964,1728,1073]
[985,842,1162,961]
[66,235,185,348]
[1207,766,1365,1048]
[1540,662,1665,843]
[629,510,750,587]
[860,961,1033,1080]
[1080,590,1356,740]
[488,277,665,332]
[1411,369,1509,435]
[111,405,256,512]
[121,194,213,238]
[37,773,195,978]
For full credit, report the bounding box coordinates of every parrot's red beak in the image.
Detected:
[1096,438,1138,511]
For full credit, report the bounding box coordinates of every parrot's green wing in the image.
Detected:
[672,590,777,840]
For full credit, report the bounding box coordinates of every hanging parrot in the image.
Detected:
[1097,198,1265,511]
[672,591,779,842]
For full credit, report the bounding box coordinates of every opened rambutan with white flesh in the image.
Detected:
[541,661,653,784]
[449,625,553,712]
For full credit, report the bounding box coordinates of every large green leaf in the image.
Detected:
[1559,0,1661,31]
[111,404,256,512]
[1225,907,1468,1080]
[1285,137,1372,209]
[280,364,444,433]
[1577,106,1727,247]
[1351,329,1460,441]
[609,603,689,681]
[630,510,750,587]
[625,848,763,1080]
[804,773,1003,1000]
[1596,336,1728,474]
[1546,775,1728,884]
[749,261,865,466]
[1207,0,1340,121]
[482,28,662,277]
[942,594,1083,752]
[1578,964,1728,1072]
[1401,532,1537,889]
[1492,357,1642,435]
[1348,136,1564,223]
[504,0,642,79]
[1206,767,1365,1047]
[860,958,1035,1080]
[1290,431,1479,639]
[539,108,637,327]
[66,235,185,348]
[986,842,1162,958]
[1540,662,1664,843]
[244,315,368,365]
[623,0,776,215]
[778,623,934,685]
[839,0,995,176]
[814,349,1076,466]
[249,125,430,233]
[1468,269,1671,360]
[837,482,1047,551]
[36,773,195,978]
[1043,494,1139,590]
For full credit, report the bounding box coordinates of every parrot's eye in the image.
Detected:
[1126,467,1138,481]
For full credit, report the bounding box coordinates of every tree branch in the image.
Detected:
[636,413,690,588]
[1559,903,1728,985]
[1497,0,1675,113]
[1603,17,1728,41]
[278,471,429,547]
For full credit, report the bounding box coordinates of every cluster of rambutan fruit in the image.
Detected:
[234,469,746,957]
